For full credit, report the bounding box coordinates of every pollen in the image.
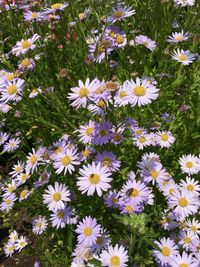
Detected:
[78,87,89,98]
[61,156,71,166]
[85,127,93,136]
[114,10,124,18]
[161,246,170,256]
[21,40,31,49]
[186,161,193,168]
[83,226,92,237]
[179,54,187,61]
[51,3,62,9]
[110,255,121,266]
[53,192,61,202]
[7,85,17,95]
[134,86,146,96]
[131,188,139,197]
[89,173,100,184]
[161,134,169,141]
[178,197,189,207]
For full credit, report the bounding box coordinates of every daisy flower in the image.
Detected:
[167,31,189,43]
[0,132,9,145]
[133,134,151,150]
[179,230,196,250]
[124,77,159,107]
[12,34,40,56]
[171,49,195,65]
[15,172,30,186]
[153,237,178,266]
[77,162,112,197]
[104,190,120,208]
[3,180,17,197]
[32,216,48,235]
[135,35,157,51]
[4,242,15,257]
[19,189,32,202]
[45,2,68,13]
[91,230,111,254]
[180,176,200,195]
[114,86,130,107]
[52,148,80,175]
[8,230,18,243]
[18,58,35,72]
[43,182,71,211]
[68,78,100,109]
[9,161,24,178]
[142,162,169,185]
[77,120,95,144]
[26,147,45,174]
[169,251,198,267]
[50,207,73,229]
[186,218,200,236]
[0,78,25,103]
[0,193,17,212]
[75,216,101,246]
[155,131,175,148]
[15,236,28,252]
[95,151,121,172]
[24,11,42,22]
[168,189,198,218]
[109,4,135,23]
[100,244,129,267]
[91,121,113,145]
[179,154,200,175]
[174,0,195,7]
[119,198,143,214]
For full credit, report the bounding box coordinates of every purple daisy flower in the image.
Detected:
[104,190,120,208]
[95,151,121,172]
[118,197,143,214]
[75,216,102,246]
[50,206,73,229]
[91,121,113,145]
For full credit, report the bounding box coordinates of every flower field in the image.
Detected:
[0,0,200,266]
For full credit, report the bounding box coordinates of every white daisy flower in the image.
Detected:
[3,180,17,197]
[8,230,18,243]
[180,176,200,196]
[77,120,95,144]
[52,148,80,175]
[43,182,71,211]
[169,251,198,267]
[168,189,198,218]
[179,230,196,250]
[68,78,100,109]
[114,86,130,107]
[32,216,48,235]
[186,218,200,236]
[26,147,45,174]
[4,242,15,257]
[99,244,129,267]
[174,0,195,7]
[171,49,195,65]
[133,134,151,150]
[153,237,178,266]
[15,236,28,252]
[9,161,24,178]
[167,31,189,43]
[12,34,40,56]
[0,78,25,103]
[179,154,200,175]
[124,77,159,107]
[15,172,30,186]
[19,189,32,202]
[155,131,175,148]
[77,162,112,197]
[135,35,157,51]
[24,11,42,22]
[44,2,69,13]
[3,138,20,153]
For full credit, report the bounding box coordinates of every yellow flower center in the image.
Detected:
[119,90,127,98]
[191,225,197,232]
[134,86,146,96]
[78,87,89,98]
[82,150,90,157]
[179,54,187,61]
[180,264,189,267]
[8,185,14,193]
[96,236,104,244]
[186,161,193,168]
[136,129,142,135]
[37,221,42,228]
[6,73,16,81]
[85,127,93,136]
[178,197,189,207]
[131,188,139,197]
[21,173,28,181]
[169,188,175,195]
[186,184,194,191]
[57,211,64,219]
[150,170,159,179]
[9,143,15,147]
[138,136,146,143]
[51,3,62,9]
[110,255,121,266]
[53,192,61,202]
[78,12,85,20]
[7,85,17,95]
[184,237,191,244]
[15,166,22,172]
[20,241,25,247]
[31,13,38,19]
[112,198,118,204]
[109,31,116,38]
[114,10,124,18]
[126,205,134,212]
[161,134,169,141]
[21,40,31,49]
[116,35,124,44]
[54,146,62,154]
[98,99,106,107]
[89,173,100,184]
[161,246,170,256]
[113,133,121,142]
[175,35,183,41]
[30,155,37,165]
[20,190,28,198]
[100,129,107,136]
[83,226,92,237]
[20,58,31,68]
[61,156,71,166]
[102,157,112,167]
[6,199,11,205]
[8,245,14,252]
